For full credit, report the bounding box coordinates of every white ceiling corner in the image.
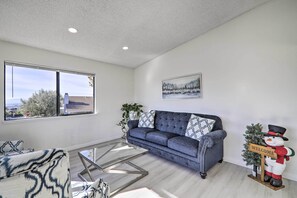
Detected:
[0,0,270,68]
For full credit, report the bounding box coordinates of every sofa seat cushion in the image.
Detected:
[146,131,178,146]
[155,111,190,136]
[168,136,199,157]
[129,128,156,140]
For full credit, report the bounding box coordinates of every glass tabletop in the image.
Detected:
[78,141,148,169]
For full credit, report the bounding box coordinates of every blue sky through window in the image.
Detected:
[5,64,93,106]
[60,72,93,97]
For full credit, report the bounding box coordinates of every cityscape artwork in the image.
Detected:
[162,74,202,99]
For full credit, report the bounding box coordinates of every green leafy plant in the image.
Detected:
[242,123,265,174]
[20,89,58,117]
[5,107,9,117]
[117,103,143,133]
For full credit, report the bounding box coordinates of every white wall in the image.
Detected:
[134,0,297,181]
[0,40,134,150]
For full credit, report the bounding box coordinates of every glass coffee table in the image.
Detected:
[78,140,148,196]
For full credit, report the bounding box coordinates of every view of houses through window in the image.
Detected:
[60,72,94,115]
[5,62,94,121]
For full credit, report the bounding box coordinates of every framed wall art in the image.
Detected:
[162,73,202,99]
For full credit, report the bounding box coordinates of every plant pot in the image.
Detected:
[121,131,127,138]
[252,165,258,177]
[129,111,138,120]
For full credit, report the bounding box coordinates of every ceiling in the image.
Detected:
[0,0,269,68]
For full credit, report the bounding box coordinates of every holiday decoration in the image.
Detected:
[247,124,295,190]
[262,125,295,188]
[242,123,265,176]
[248,143,277,182]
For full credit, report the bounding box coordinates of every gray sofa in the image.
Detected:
[127,110,227,179]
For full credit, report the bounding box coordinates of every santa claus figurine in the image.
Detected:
[263,125,295,187]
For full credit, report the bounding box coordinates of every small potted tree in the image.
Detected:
[117,103,143,139]
[242,123,265,177]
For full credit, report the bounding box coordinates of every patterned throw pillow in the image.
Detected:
[138,111,155,128]
[2,149,34,156]
[185,114,216,141]
[0,140,24,153]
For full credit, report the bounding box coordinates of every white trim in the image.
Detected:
[224,157,246,167]
[5,60,95,76]
[2,112,99,124]
[283,171,297,182]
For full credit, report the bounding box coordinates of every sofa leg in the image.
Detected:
[218,159,223,163]
[200,172,207,179]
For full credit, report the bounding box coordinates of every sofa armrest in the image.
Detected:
[128,120,139,130]
[198,130,227,174]
[199,130,227,149]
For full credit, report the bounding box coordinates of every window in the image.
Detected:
[60,72,94,115]
[4,62,95,121]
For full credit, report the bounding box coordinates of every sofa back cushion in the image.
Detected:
[155,111,191,135]
[155,110,223,136]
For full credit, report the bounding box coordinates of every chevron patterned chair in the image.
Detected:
[0,148,110,198]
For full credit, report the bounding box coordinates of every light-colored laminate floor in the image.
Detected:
[69,140,297,198]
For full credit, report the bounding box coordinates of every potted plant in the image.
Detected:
[242,123,265,177]
[117,103,143,138]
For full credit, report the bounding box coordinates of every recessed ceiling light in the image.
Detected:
[122,46,129,50]
[68,27,78,33]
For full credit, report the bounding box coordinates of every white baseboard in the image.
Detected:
[224,157,246,168]
[282,172,297,182]
[224,157,297,182]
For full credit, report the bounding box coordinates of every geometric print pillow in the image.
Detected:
[0,140,24,153]
[185,114,216,141]
[138,110,155,128]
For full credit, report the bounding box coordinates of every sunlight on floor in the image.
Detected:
[114,187,161,198]
[161,189,179,198]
